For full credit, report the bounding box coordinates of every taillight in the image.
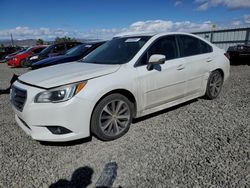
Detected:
[224,53,230,60]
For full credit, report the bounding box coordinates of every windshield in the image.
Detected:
[66,44,91,56]
[40,45,53,54]
[19,47,32,54]
[83,36,151,64]
[17,48,28,53]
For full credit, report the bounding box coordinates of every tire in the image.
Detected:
[20,59,27,67]
[205,70,223,100]
[91,94,134,141]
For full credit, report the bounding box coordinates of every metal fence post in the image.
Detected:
[210,31,214,43]
[245,28,250,45]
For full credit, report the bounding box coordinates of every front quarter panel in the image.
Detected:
[75,64,139,117]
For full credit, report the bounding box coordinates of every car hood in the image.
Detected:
[33,55,70,66]
[19,62,121,88]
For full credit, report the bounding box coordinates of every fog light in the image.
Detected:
[47,126,72,135]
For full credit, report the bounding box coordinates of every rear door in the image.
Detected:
[177,35,213,96]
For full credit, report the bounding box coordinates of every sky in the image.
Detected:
[0,0,250,40]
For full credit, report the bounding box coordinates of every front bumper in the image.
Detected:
[8,59,19,67]
[11,81,93,142]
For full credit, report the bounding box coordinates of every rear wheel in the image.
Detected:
[91,94,133,141]
[205,70,223,99]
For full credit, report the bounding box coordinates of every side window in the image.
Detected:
[139,36,178,65]
[66,43,78,50]
[200,40,212,53]
[178,35,212,57]
[53,44,65,53]
[178,35,201,57]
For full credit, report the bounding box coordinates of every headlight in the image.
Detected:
[30,55,38,60]
[34,81,87,103]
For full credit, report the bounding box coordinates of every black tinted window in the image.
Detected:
[200,40,212,53]
[33,48,44,54]
[178,35,212,57]
[139,35,178,65]
[66,43,78,49]
[52,44,65,53]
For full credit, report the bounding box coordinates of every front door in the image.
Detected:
[136,35,187,110]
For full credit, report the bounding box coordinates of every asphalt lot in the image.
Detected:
[0,63,249,187]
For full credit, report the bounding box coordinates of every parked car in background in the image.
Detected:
[27,42,82,66]
[31,41,105,69]
[7,46,47,67]
[4,47,28,63]
[10,32,230,142]
[227,44,250,64]
[0,46,22,63]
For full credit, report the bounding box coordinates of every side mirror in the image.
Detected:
[148,54,166,65]
[147,54,166,71]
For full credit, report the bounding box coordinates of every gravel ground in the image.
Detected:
[0,63,249,188]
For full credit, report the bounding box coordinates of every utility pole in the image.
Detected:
[10,33,14,46]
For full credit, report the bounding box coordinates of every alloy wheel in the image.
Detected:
[208,71,223,98]
[99,100,131,137]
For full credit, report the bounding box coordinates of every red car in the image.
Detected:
[7,46,47,67]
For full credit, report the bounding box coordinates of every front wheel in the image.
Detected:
[20,59,28,67]
[91,94,133,141]
[205,70,224,99]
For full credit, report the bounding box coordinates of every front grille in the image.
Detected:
[11,86,27,111]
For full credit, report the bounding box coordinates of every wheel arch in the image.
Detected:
[91,89,137,119]
[211,68,224,80]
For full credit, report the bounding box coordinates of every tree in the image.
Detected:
[54,36,77,44]
[36,39,44,45]
[0,44,4,48]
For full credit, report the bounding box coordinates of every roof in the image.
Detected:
[114,31,198,38]
[114,31,156,38]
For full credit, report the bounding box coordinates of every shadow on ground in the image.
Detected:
[39,136,92,147]
[0,88,10,95]
[49,166,94,188]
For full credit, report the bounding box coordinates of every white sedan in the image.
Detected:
[10,32,230,142]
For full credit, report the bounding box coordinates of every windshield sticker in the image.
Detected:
[85,45,92,48]
[125,38,141,42]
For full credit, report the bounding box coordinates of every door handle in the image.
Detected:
[177,65,184,70]
[206,58,213,62]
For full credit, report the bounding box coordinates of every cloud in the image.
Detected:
[0,20,212,40]
[195,0,250,11]
[196,2,209,10]
[123,20,213,34]
[0,17,249,41]
[0,26,70,40]
[231,20,243,26]
[244,14,250,23]
[129,20,174,32]
[174,1,183,7]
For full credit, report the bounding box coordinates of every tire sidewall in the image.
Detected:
[205,70,223,99]
[91,93,133,141]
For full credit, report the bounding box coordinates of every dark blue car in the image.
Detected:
[31,41,105,69]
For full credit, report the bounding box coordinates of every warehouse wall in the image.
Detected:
[193,27,250,50]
